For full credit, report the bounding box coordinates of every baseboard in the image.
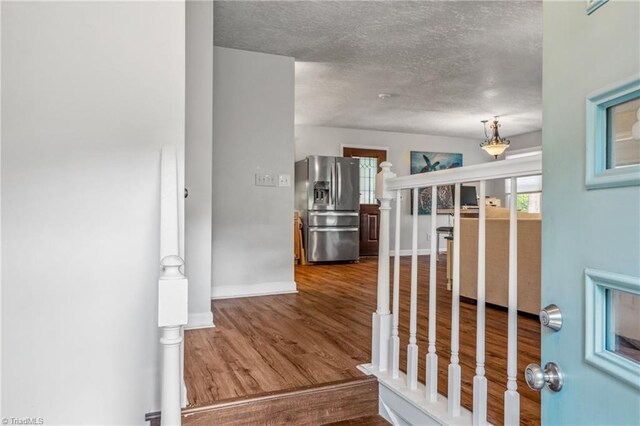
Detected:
[185,311,215,330]
[211,281,297,300]
[389,249,445,257]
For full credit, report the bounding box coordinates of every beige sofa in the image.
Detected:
[458,207,541,315]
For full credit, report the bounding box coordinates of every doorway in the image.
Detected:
[342,147,388,256]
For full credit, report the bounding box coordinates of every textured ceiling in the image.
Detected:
[214,1,542,139]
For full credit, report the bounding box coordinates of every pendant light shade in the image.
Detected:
[480,117,510,159]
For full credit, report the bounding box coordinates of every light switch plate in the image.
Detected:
[278,174,291,187]
[255,173,277,187]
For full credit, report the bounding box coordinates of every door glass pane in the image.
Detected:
[607,288,640,364]
[357,157,377,205]
[606,97,640,169]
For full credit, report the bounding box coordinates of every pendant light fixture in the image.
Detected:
[480,117,510,159]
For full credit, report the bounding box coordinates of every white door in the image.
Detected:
[540,2,640,424]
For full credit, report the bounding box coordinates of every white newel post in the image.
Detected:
[372,161,395,372]
[159,255,189,426]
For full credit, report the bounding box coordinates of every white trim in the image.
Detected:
[211,281,297,300]
[340,143,390,156]
[185,311,215,330]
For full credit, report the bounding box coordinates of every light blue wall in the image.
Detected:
[542,1,640,424]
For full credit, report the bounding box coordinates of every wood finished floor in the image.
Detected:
[185,255,540,425]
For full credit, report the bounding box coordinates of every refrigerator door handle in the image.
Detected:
[337,161,342,207]
[309,212,359,217]
[309,227,359,232]
[330,165,335,207]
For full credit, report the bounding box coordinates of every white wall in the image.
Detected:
[185,0,214,329]
[212,47,295,298]
[0,0,3,417]
[295,125,496,253]
[509,130,542,150]
[2,2,185,424]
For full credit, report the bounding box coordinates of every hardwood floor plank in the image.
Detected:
[184,255,540,425]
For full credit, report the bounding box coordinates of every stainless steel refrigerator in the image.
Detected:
[295,156,360,263]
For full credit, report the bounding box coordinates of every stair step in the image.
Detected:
[181,376,379,425]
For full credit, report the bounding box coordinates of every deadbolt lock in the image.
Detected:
[540,304,562,331]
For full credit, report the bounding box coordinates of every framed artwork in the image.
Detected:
[410,151,463,215]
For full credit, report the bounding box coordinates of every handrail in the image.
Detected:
[158,145,188,426]
[385,152,542,190]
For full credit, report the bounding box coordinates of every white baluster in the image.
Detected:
[181,329,187,408]
[504,178,520,425]
[407,188,419,390]
[448,183,461,416]
[159,255,188,426]
[473,181,488,425]
[425,185,438,402]
[389,189,402,378]
[372,162,396,372]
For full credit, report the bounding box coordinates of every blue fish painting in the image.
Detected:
[410,151,463,215]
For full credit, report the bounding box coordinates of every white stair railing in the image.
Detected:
[364,154,541,426]
[159,145,188,426]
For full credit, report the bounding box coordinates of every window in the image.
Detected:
[585,269,640,389]
[342,147,387,205]
[607,289,640,364]
[585,75,640,189]
[514,193,541,214]
[606,97,640,169]
[357,156,378,205]
[505,148,542,213]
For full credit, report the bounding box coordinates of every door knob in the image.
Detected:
[525,362,563,392]
[540,304,562,331]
